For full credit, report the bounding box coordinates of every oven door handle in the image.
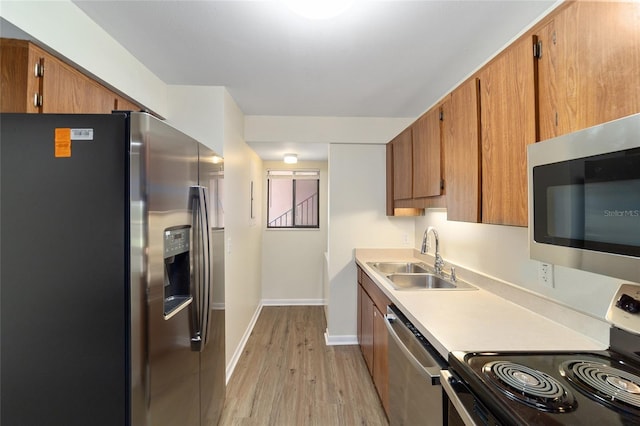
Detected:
[441,370,477,426]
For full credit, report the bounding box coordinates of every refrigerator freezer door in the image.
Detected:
[1,113,128,426]
[130,113,200,426]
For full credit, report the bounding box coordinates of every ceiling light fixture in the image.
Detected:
[284,153,298,164]
[284,0,355,20]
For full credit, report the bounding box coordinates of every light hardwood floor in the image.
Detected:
[219,306,389,426]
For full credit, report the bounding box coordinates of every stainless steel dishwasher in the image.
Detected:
[385,305,448,426]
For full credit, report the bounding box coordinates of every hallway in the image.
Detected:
[219,306,388,425]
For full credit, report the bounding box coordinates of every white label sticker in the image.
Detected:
[70,128,94,140]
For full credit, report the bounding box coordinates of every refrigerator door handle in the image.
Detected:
[189,186,211,352]
[198,185,212,350]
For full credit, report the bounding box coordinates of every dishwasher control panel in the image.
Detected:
[386,305,447,367]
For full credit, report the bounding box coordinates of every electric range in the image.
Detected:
[443,284,640,425]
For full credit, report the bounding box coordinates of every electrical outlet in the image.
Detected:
[538,262,554,288]
[402,233,409,246]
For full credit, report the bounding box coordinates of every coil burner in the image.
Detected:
[483,361,577,412]
[560,360,640,416]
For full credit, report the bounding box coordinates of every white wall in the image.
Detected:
[221,91,264,373]
[166,86,225,155]
[326,144,415,342]
[261,161,328,304]
[415,211,626,319]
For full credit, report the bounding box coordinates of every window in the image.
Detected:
[267,170,319,228]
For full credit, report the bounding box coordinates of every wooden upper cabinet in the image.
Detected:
[40,50,116,114]
[479,35,537,227]
[386,143,395,215]
[1,39,41,113]
[382,2,640,223]
[115,95,141,112]
[536,2,640,141]
[443,78,481,223]
[1,38,142,114]
[412,105,443,198]
[391,127,413,201]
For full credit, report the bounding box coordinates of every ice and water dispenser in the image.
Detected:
[163,226,192,319]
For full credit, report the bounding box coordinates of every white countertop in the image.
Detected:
[355,249,608,360]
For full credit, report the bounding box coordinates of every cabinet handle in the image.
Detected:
[33,93,43,107]
[34,61,44,77]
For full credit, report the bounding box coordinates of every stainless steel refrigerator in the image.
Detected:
[0,112,225,426]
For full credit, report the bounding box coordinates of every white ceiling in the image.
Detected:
[26,1,558,159]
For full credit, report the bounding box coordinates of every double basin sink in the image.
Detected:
[367,261,476,291]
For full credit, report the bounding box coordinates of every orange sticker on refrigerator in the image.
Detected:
[54,128,71,158]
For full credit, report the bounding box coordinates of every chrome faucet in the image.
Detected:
[421,226,445,275]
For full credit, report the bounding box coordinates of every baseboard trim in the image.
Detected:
[225,303,263,384]
[324,328,358,346]
[262,298,326,306]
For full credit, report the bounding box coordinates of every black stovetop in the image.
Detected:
[449,350,640,426]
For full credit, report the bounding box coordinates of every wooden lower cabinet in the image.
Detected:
[372,306,389,415]
[357,266,391,417]
[359,285,374,373]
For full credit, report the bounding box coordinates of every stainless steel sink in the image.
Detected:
[386,273,476,291]
[367,261,430,274]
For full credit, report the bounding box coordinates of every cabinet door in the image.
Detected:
[0,39,41,113]
[537,2,640,141]
[386,143,395,215]
[359,285,374,375]
[479,36,536,227]
[115,95,141,112]
[444,79,481,223]
[412,106,442,198]
[40,50,116,113]
[392,128,413,200]
[357,274,363,348]
[372,306,389,416]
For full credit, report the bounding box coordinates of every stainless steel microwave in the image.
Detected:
[528,113,640,283]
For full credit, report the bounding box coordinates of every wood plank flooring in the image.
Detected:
[219,306,389,426]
